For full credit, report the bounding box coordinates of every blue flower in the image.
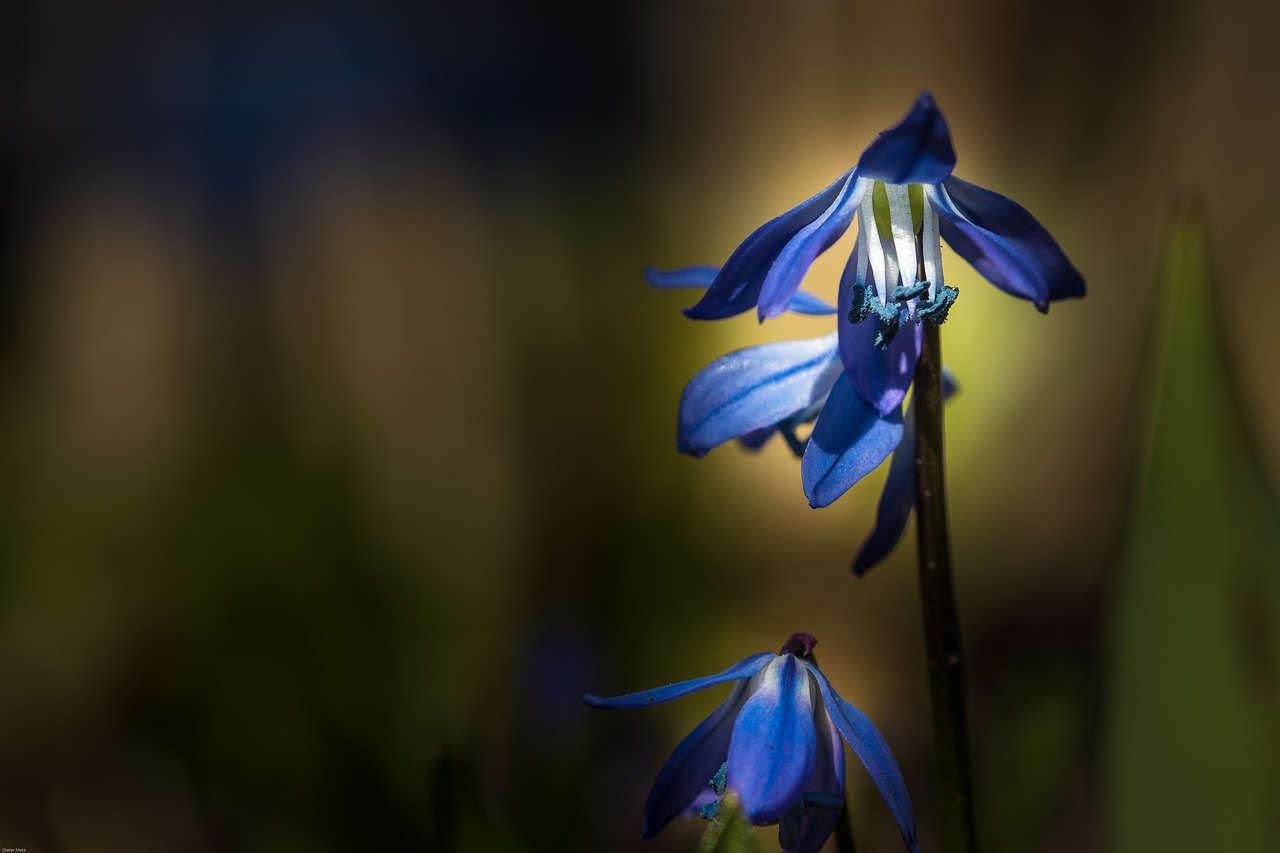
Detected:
[649,268,956,572]
[585,632,919,853]
[673,91,1083,418]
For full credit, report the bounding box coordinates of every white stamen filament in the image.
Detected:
[884,183,918,292]
[883,241,901,304]
[922,202,943,301]
[854,220,870,292]
[858,190,888,301]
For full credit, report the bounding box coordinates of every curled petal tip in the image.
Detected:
[857,94,956,185]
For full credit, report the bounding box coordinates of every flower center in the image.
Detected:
[846,179,959,349]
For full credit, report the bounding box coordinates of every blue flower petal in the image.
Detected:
[930,177,1085,312]
[646,266,836,317]
[685,170,857,320]
[791,696,846,853]
[801,376,904,508]
[644,265,719,289]
[852,400,918,575]
[856,92,956,186]
[584,652,774,709]
[679,334,841,456]
[805,664,920,853]
[641,679,752,838]
[727,655,817,824]
[756,175,865,321]
[785,290,839,316]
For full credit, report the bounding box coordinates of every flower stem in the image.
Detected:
[913,322,978,853]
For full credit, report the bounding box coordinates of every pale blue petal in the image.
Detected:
[641,680,751,838]
[686,170,856,320]
[805,664,919,853]
[584,653,773,709]
[727,655,817,824]
[801,376,904,508]
[786,290,838,316]
[856,92,956,186]
[679,334,841,456]
[757,174,864,321]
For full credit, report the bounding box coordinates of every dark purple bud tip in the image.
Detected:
[780,631,818,659]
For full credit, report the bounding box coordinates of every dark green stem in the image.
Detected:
[913,322,978,853]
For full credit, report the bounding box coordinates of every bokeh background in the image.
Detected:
[1,1,1278,851]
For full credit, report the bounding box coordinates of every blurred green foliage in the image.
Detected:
[1105,199,1280,853]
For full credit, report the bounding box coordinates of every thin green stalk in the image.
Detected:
[913,321,978,853]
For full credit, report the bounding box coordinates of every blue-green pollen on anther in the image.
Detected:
[849,279,955,350]
[916,284,959,324]
[698,763,730,821]
[710,763,728,796]
[890,280,931,302]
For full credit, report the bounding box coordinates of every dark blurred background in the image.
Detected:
[1,0,1279,851]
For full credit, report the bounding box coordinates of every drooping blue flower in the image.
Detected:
[649,269,955,570]
[675,91,1083,418]
[585,632,919,853]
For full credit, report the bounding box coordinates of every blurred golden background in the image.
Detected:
[1,0,1278,851]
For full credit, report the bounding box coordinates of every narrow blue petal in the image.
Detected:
[678,334,841,456]
[931,177,1085,312]
[853,401,918,575]
[790,694,846,853]
[805,664,919,853]
[853,373,958,574]
[584,653,773,710]
[757,174,864,321]
[645,265,720,290]
[646,266,834,317]
[786,290,838,316]
[727,655,817,824]
[856,92,956,186]
[801,376,903,508]
[685,170,857,320]
[641,680,751,838]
